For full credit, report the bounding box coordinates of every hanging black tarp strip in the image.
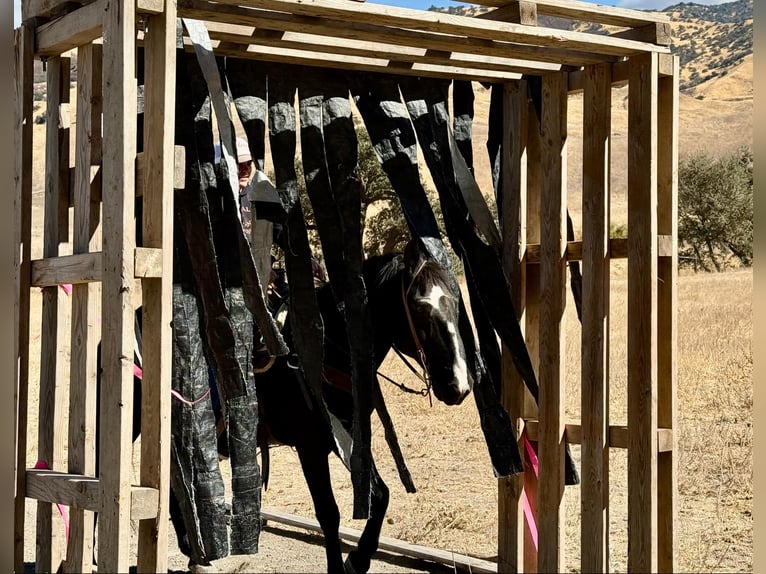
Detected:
[453,80,475,174]
[297,68,374,519]
[266,67,336,446]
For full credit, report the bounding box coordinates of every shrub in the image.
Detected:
[678,147,753,271]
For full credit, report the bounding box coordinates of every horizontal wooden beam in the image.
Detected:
[25,469,159,520]
[35,0,105,56]
[261,508,499,574]
[30,252,102,287]
[468,0,669,27]
[188,39,522,84]
[523,420,674,452]
[25,0,165,24]
[525,235,673,263]
[30,249,167,286]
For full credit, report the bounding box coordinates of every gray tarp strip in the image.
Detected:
[171,48,263,561]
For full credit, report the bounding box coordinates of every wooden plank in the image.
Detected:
[525,236,670,262]
[467,0,670,27]
[204,24,562,76]
[134,247,164,278]
[656,54,679,574]
[24,0,164,22]
[261,508,499,574]
[23,0,92,21]
[568,60,629,93]
[524,420,673,451]
[477,1,538,25]
[612,22,672,47]
[37,55,71,574]
[522,95,542,574]
[25,470,160,520]
[627,51,659,574]
[537,70,567,574]
[205,0,668,57]
[180,2,621,67]
[31,253,102,286]
[13,25,35,574]
[63,41,101,574]
[580,61,611,574]
[97,0,137,569]
[498,79,527,574]
[35,0,105,57]
[184,38,520,83]
[136,2,176,570]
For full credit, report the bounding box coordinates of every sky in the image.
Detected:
[13,0,734,29]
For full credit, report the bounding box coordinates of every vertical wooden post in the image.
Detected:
[64,42,102,574]
[581,62,612,574]
[498,78,528,574]
[37,55,72,574]
[656,53,679,574]
[98,0,138,570]
[137,0,176,571]
[523,93,542,574]
[627,51,659,574]
[537,70,567,574]
[14,24,34,574]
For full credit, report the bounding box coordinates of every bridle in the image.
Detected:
[393,259,434,406]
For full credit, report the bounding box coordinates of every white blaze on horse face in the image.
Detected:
[421,284,470,394]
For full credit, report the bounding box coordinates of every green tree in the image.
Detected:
[678,147,753,271]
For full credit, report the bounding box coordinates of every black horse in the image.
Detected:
[250,237,472,573]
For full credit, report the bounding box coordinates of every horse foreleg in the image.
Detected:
[296,445,345,574]
[344,462,389,574]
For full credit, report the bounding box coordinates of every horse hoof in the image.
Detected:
[189,562,219,574]
[343,555,358,574]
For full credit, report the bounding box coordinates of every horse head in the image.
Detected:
[397,238,473,406]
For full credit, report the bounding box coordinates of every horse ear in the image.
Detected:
[403,236,427,271]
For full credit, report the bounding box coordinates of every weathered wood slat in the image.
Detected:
[525,236,673,262]
[63,41,101,574]
[537,70,567,574]
[627,51,659,573]
[37,55,71,574]
[35,0,106,56]
[498,79,528,574]
[187,39,520,83]
[467,0,669,27]
[97,0,138,569]
[523,421,673,451]
[580,62,612,574]
[24,0,164,23]
[25,470,160,520]
[261,508,499,574]
[31,253,102,286]
[13,25,35,574]
[478,1,538,25]
[657,54,679,574]
[137,4,176,568]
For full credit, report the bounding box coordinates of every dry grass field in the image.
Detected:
[20,56,752,572]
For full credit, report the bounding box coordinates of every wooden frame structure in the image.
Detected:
[13,0,678,571]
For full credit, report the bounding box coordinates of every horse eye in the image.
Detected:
[414,303,430,316]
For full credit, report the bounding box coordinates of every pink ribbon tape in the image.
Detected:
[33,461,70,546]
